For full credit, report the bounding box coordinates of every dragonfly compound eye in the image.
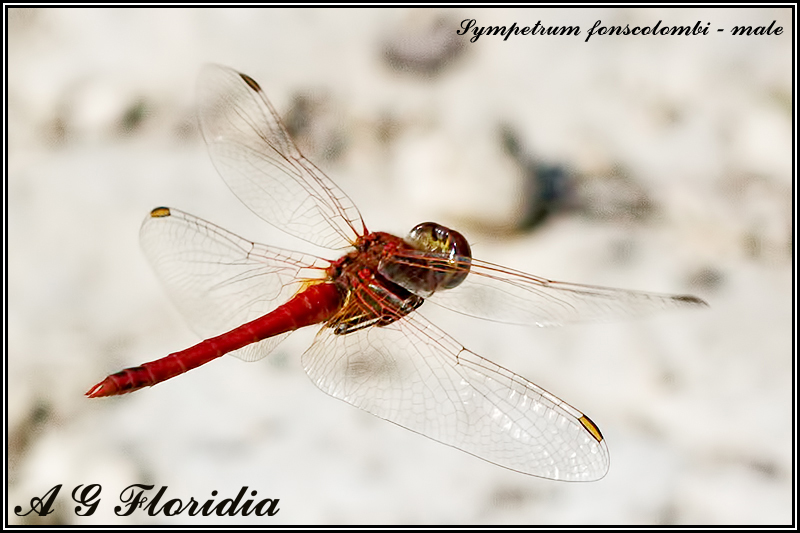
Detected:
[405,222,472,291]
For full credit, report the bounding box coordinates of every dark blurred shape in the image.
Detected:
[720,173,791,262]
[660,367,679,391]
[489,486,530,510]
[769,86,792,116]
[500,126,657,231]
[500,125,575,231]
[688,266,724,292]
[7,7,39,34]
[575,164,654,222]
[376,113,400,146]
[9,400,51,479]
[748,457,779,479]
[283,94,314,140]
[283,93,346,161]
[383,14,466,77]
[46,77,152,145]
[119,99,148,134]
[610,237,637,265]
[657,502,680,525]
[174,111,199,142]
[47,115,68,146]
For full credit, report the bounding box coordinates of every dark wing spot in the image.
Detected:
[239,73,262,93]
[672,294,709,307]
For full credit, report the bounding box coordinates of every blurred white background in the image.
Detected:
[7,7,793,525]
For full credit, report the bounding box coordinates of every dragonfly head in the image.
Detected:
[379,222,473,296]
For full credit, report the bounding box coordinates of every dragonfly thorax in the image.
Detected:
[326,232,424,335]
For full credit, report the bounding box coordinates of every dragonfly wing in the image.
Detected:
[301,311,609,481]
[197,64,365,250]
[381,254,707,327]
[140,207,331,361]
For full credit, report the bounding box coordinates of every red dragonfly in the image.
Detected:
[87,65,706,482]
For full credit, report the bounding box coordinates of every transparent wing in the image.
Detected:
[380,253,708,327]
[302,311,610,481]
[140,207,332,361]
[197,64,366,250]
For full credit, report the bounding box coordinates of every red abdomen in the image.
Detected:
[86,282,343,398]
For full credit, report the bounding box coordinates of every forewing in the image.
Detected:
[381,253,707,327]
[197,64,365,250]
[140,207,331,361]
[302,311,609,481]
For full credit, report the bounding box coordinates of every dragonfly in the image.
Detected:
[87,65,707,482]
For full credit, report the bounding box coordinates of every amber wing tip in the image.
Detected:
[149,207,171,218]
[578,415,604,443]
